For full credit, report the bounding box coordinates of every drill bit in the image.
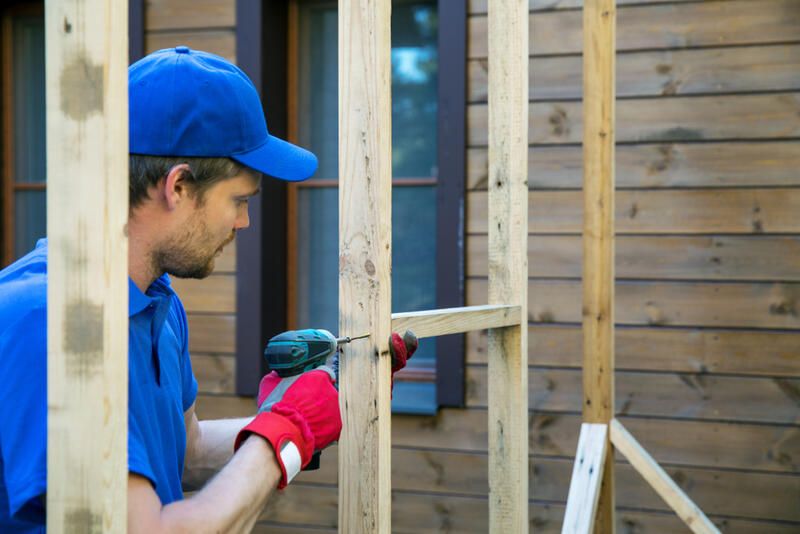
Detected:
[336,332,370,345]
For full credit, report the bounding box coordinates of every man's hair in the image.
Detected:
[129,155,244,209]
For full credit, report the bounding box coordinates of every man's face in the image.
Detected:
[155,170,260,279]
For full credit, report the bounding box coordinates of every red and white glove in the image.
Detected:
[234,369,341,489]
[389,330,419,394]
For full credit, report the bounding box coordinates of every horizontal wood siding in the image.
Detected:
[145,0,800,531]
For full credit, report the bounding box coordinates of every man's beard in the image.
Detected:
[153,213,234,280]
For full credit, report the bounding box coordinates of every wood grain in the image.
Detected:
[337,1,393,532]
[145,30,235,62]
[487,1,529,531]
[172,274,235,314]
[467,142,800,190]
[145,0,235,31]
[467,93,800,146]
[468,0,800,57]
[391,305,521,338]
[610,419,720,534]
[45,0,129,531]
[192,354,235,394]
[466,367,800,425]
[468,279,800,330]
[468,44,800,102]
[187,313,236,354]
[467,234,800,281]
[467,325,800,377]
[469,0,701,14]
[466,189,800,235]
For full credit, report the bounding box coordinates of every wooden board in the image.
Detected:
[486,1,529,531]
[467,142,800,190]
[468,0,800,57]
[145,0,235,31]
[466,189,800,235]
[337,1,393,532]
[469,0,701,14]
[187,313,236,354]
[391,305,521,338]
[467,278,800,330]
[468,44,800,101]
[172,274,235,313]
[610,419,720,534]
[45,0,129,531]
[467,324,800,377]
[145,30,235,62]
[192,353,235,394]
[467,234,800,281]
[562,424,608,533]
[465,366,800,425]
[255,482,800,532]
[467,93,800,145]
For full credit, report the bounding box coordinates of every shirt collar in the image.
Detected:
[129,273,176,317]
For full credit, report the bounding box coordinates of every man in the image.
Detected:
[0,47,414,533]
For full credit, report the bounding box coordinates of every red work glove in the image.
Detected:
[389,330,419,393]
[234,369,341,489]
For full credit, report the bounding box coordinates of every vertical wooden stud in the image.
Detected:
[45,1,129,532]
[487,0,529,532]
[338,1,393,533]
[582,0,617,532]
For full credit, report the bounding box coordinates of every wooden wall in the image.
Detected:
[146,0,800,532]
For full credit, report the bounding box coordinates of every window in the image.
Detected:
[235,1,465,409]
[289,0,439,413]
[1,3,46,266]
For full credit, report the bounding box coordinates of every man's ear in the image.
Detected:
[163,163,192,210]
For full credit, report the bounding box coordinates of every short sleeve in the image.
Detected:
[128,414,157,488]
[0,309,47,519]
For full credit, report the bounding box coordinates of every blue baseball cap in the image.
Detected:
[129,46,317,181]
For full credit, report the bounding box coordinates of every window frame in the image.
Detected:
[0,0,145,267]
[235,0,466,408]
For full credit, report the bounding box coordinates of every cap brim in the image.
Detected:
[231,135,318,182]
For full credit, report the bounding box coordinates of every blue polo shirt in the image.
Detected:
[0,239,198,532]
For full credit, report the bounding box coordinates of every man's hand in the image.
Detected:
[235,370,341,489]
[390,330,419,392]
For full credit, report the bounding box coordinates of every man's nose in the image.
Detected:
[235,208,250,229]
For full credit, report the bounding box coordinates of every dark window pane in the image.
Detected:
[13,15,46,184]
[14,190,46,259]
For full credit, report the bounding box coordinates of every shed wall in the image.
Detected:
[146,0,800,531]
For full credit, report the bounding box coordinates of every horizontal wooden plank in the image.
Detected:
[465,367,800,425]
[467,278,800,330]
[467,324,800,377]
[145,0,235,31]
[192,353,235,394]
[290,446,800,523]
[172,274,235,313]
[468,0,800,57]
[145,30,235,62]
[467,234,800,281]
[469,44,800,101]
[187,313,235,354]
[253,525,335,534]
[468,0,701,14]
[195,392,254,420]
[264,468,800,530]
[390,409,800,473]
[466,189,800,234]
[391,305,521,338]
[467,142,800,190]
[467,93,800,145]
[214,238,236,273]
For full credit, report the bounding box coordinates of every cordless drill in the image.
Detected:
[262,329,369,470]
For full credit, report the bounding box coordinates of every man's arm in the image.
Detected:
[130,434,280,534]
[182,402,250,490]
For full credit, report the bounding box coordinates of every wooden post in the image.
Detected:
[582,0,617,532]
[487,0,529,532]
[45,1,129,532]
[337,1,392,533]
[562,424,609,534]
